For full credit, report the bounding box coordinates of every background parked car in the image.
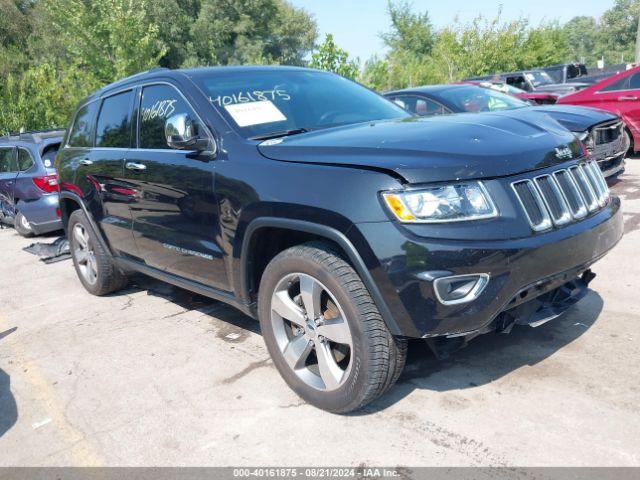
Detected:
[558,65,640,154]
[0,129,64,236]
[385,84,627,178]
[468,69,589,95]
[464,81,559,104]
[541,63,588,84]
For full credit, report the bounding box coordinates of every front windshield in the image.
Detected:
[192,69,409,139]
[437,86,530,113]
[524,71,555,87]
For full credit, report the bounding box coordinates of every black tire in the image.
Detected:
[68,209,128,295]
[14,212,34,237]
[623,129,633,154]
[258,242,407,413]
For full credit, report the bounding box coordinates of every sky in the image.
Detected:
[289,0,615,61]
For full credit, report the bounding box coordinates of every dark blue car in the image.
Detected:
[0,130,64,236]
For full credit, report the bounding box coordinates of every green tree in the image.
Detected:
[187,0,316,66]
[563,16,600,64]
[309,33,359,79]
[599,0,640,64]
[381,0,434,56]
[43,0,168,83]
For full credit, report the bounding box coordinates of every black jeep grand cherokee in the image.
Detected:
[56,66,623,413]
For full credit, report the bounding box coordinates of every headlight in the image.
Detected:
[382,181,498,223]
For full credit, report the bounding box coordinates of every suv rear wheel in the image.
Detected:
[15,212,34,237]
[68,209,128,295]
[258,242,407,413]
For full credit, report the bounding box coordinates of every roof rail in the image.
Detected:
[0,128,66,143]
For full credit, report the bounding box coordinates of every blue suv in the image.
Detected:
[0,130,64,236]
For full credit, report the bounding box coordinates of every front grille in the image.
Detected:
[512,160,610,232]
[593,121,622,146]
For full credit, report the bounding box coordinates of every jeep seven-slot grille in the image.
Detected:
[511,161,609,232]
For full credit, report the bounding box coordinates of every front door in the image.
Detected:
[0,147,17,219]
[124,83,228,291]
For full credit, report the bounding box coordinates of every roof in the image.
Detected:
[87,65,318,102]
[385,84,471,96]
[0,129,65,145]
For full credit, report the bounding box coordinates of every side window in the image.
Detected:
[391,96,449,117]
[139,84,202,149]
[0,147,15,173]
[507,75,528,91]
[600,76,630,92]
[628,72,640,90]
[95,90,134,148]
[68,102,99,147]
[17,148,35,171]
[421,98,449,116]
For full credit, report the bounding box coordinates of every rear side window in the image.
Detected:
[138,84,202,149]
[0,147,16,173]
[628,72,640,90]
[17,148,34,171]
[68,102,99,147]
[95,90,134,148]
[600,76,630,92]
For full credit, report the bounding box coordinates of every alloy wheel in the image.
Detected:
[19,214,31,231]
[270,273,353,391]
[73,223,98,285]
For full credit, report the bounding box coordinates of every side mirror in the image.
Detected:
[165,113,197,149]
[165,113,215,155]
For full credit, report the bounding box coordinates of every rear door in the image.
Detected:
[88,89,139,256]
[0,147,17,217]
[124,83,228,290]
[591,71,640,136]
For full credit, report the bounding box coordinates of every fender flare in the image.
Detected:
[240,217,403,336]
[59,191,113,256]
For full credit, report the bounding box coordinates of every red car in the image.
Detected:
[558,65,640,153]
[463,81,558,104]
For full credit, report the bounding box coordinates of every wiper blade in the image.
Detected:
[250,128,310,141]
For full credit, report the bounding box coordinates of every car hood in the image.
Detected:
[530,104,618,132]
[257,111,582,184]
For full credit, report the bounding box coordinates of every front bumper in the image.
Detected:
[355,197,623,338]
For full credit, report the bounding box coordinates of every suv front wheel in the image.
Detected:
[258,242,407,413]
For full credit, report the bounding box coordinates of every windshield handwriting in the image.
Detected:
[209,89,291,107]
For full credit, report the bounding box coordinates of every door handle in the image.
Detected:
[79,159,93,166]
[125,162,147,171]
[618,96,638,101]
